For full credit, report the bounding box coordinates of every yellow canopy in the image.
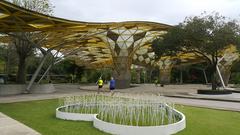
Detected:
[0,1,238,69]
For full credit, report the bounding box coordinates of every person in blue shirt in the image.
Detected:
[109,77,115,92]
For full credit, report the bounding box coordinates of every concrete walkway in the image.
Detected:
[0,113,40,135]
[0,84,240,112]
[165,97,240,112]
[80,84,240,102]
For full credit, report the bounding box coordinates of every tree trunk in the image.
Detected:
[136,69,141,84]
[14,33,33,84]
[112,56,132,89]
[16,57,26,84]
[159,68,172,84]
[211,64,217,90]
[149,69,153,83]
[180,68,183,84]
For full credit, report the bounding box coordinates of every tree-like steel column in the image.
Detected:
[220,67,232,86]
[157,59,176,84]
[99,26,160,88]
[135,67,142,84]
[218,52,239,86]
[112,56,132,88]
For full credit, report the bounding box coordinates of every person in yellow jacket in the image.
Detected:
[97,77,103,93]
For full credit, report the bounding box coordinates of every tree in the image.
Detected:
[50,60,85,82]
[0,42,18,76]
[6,0,54,84]
[8,0,54,15]
[153,12,240,90]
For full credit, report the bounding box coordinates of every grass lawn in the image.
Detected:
[0,99,239,135]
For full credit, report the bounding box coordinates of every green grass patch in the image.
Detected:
[176,105,240,135]
[0,100,108,135]
[0,99,239,135]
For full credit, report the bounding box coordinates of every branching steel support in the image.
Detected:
[26,52,50,92]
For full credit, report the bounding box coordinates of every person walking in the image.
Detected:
[109,77,115,95]
[154,78,158,87]
[97,77,103,94]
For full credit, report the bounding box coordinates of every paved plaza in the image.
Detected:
[0,84,239,111]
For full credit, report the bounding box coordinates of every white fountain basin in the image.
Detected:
[93,109,185,135]
[56,104,186,135]
[56,105,96,121]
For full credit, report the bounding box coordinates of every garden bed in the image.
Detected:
[56,94,186,135]
[197,89,232,95]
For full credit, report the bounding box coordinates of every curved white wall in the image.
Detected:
[93,110,185,135]
[56,104,186,135]
[56,106,96,121]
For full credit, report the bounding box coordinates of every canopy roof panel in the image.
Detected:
[0,0,173,68]
[0,1,171,32]
[0,1,238,69]
[0,1,171,67]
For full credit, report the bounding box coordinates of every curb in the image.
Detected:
[164,95,240,103]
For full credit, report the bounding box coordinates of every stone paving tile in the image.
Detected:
[0,125,40,135]
[164,97,240,112]
[0,113,40,135]
[0,118,19,127]
[0,113,5,118]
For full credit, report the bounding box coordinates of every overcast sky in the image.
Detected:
[50,0,240,25]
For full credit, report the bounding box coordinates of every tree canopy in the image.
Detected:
[5,0,54,84]
[152,12,240,90]
[7,0,54,15]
